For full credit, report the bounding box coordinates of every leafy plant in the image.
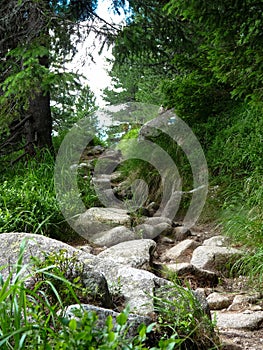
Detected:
[153,282,220,349]
[30,249,101,307]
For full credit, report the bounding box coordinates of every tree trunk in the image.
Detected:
[25,55,53,155]
[23,2,53,156]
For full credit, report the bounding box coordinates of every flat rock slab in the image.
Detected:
[213,311,263,330]
[0,232,94,279]
[134,222,172,239]
[228,293,262,312]
[161,239,198,262]
[90,257,167,315]
[143,216,173,226]
[191,246,241,271]
[116,266,167,315]
[207,292,233,310]
[203,235,229,247]
[75,207,132,238]
[165,262,218,287]
[90,226,136,247]
[173,226,191,241]
[98,239,156,269]
[219,329,263,350]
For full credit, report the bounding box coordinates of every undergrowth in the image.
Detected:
[152,282,219,349]
[115,102,263,284]
[116,126,194,218]
[0,149,99,241]
[0,239,220,349]
[208,102,263,282]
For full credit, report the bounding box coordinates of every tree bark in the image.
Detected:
[25,56,53,155]
[22,1,53,156]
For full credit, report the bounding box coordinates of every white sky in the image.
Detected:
[69,0,126,106]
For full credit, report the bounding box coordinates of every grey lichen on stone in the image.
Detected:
[0,232,94,279]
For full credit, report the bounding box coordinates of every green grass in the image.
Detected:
[0,151,61,236]
[0,150,99,241]
[117,101,263,286]
[231,247,263,289]
[204,102,263,283]
[153,282,219,349]
[221,205,263,248]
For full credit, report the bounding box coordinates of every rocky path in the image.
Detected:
[69,144,263,349]
[153,225,263,350]
[71,221,263,349]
